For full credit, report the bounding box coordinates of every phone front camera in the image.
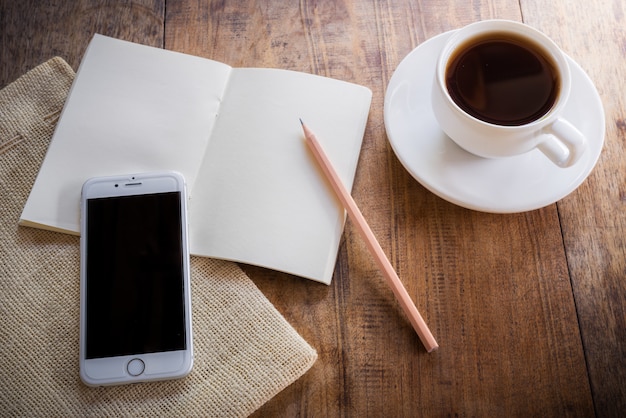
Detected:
[115,184,118,187]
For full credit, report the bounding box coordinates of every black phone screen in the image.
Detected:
[85,191,186,359]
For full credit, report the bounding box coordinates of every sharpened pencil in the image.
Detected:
[300,119,438,352]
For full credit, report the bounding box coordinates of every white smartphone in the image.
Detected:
[79,171,193,386]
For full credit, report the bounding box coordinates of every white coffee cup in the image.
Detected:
[431,20,586,168]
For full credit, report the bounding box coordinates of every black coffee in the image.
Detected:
[445,33,559,126]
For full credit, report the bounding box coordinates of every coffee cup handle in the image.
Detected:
[536,118,587,168]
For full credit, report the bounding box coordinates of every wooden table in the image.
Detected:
[2,1,624,416]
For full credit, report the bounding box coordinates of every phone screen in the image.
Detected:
[85,191,186,359]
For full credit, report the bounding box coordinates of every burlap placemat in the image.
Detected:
[0,58,317,417]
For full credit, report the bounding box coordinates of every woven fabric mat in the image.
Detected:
[0,58,317,417]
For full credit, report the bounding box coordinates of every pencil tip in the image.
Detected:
[299,118,303,126]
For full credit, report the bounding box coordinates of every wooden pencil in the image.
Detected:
[300,120,439,352]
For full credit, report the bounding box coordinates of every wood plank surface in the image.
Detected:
[1,0,623,416]
[164,1,593,416]
[0,1,165,86]
[520,1,626,416]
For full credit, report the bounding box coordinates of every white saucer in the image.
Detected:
[384,31,605,213]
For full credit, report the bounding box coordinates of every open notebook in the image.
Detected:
[19,34,372,284]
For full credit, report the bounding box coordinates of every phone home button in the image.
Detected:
[127,358,145,376]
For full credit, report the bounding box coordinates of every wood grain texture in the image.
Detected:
[521,1,626,416]
[0,0,164,87]
[2,0,623,416]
